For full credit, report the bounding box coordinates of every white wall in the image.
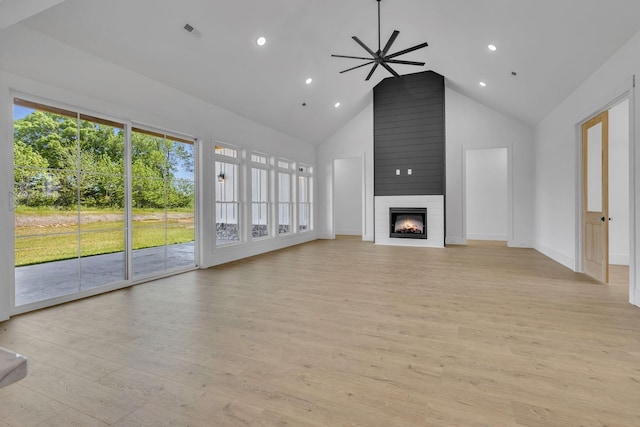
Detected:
[334,158,363,235]
[609,99,630,265]
[317,84,535,249]
[534,26,640,305]
[445,87,535,247]
[317,99,374,240]
[466,148,508,241]
[0,25,317,320]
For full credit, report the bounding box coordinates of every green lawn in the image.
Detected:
[15,207,194,266]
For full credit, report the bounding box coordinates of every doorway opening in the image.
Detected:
[579,96,630,287]
[333,157,363,238]
[608,99,630,286]
[464,147,509,244]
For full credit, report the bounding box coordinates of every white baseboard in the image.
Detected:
[446,237,466,245]
[335,229,362,236]
[610,253,630,266]
[535,243,575,271]
[363,233,374,242]
[467,233,508,241]
[508,240,534,248]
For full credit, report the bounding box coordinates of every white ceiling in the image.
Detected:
[16,0,640,144]
[0,0,63,32]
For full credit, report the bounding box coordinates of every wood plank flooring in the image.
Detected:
[1,239,639,426]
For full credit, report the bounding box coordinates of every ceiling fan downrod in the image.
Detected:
[377,0,381,53]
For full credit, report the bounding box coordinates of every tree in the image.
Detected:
[13,139,56,206]
[14,110,194,210]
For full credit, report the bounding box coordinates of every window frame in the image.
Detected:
[250,151,271,240]
[276,158,294,235]
[297,163,313,232]
[214,143,241,246]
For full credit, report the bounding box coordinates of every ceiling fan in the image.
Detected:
[332,0,429,81]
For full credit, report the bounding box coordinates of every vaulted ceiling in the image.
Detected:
[6,0,640,144]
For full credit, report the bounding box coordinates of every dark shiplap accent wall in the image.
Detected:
[374,71,445,196]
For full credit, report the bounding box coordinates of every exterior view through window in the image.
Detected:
[13,98,195,308]
[215,145,240,245]
[131,128,196,277]
[251,153,270,239]
[298,164,312,232]
[278,160,292,234]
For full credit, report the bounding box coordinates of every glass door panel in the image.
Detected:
[167,175,195,268]
[78,115,126,289]
[14,104,82,306]
[13,99,126,307]
[132,129,195,277]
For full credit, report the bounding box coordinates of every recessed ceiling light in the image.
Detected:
[305,78,313,85]
[488,44,497,51]
[256,36,266,46]
[334,102,341,108]
[479,81,487,87]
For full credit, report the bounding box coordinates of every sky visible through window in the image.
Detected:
[13,105,33,120]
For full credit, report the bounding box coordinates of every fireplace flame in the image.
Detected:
[395,214,424,234]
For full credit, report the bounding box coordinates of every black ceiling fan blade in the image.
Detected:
[385,42,429,60]
[340,61,375,74]
[386,59,426,66]
[365,63,380,81]
[381,30,400,57]
[331,54,375,61]
[381,62,400,78]
[352,36,378,58]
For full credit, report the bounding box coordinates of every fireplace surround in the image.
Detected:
[389,207,427,239]
[375,195,444,247]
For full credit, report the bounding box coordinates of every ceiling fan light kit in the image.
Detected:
[332,0,429,81]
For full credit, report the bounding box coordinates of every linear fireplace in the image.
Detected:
[389,207,427,239]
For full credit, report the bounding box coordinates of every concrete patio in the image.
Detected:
[15,242,195,307]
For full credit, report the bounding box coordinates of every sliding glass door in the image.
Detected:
[13,99,126,306]
[13,98,196,310]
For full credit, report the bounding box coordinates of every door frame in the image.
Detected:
[331,155,366,239]
[575,88,636,304]
[462,144,514,245]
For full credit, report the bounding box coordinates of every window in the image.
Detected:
[251,153,270,239]
[277,159,292,234]
[298,164,313,232]
[215,146,238,158]
[251,153,267,165]
[215,145,240,245]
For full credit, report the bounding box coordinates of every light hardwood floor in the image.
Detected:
[1,239,639,426]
